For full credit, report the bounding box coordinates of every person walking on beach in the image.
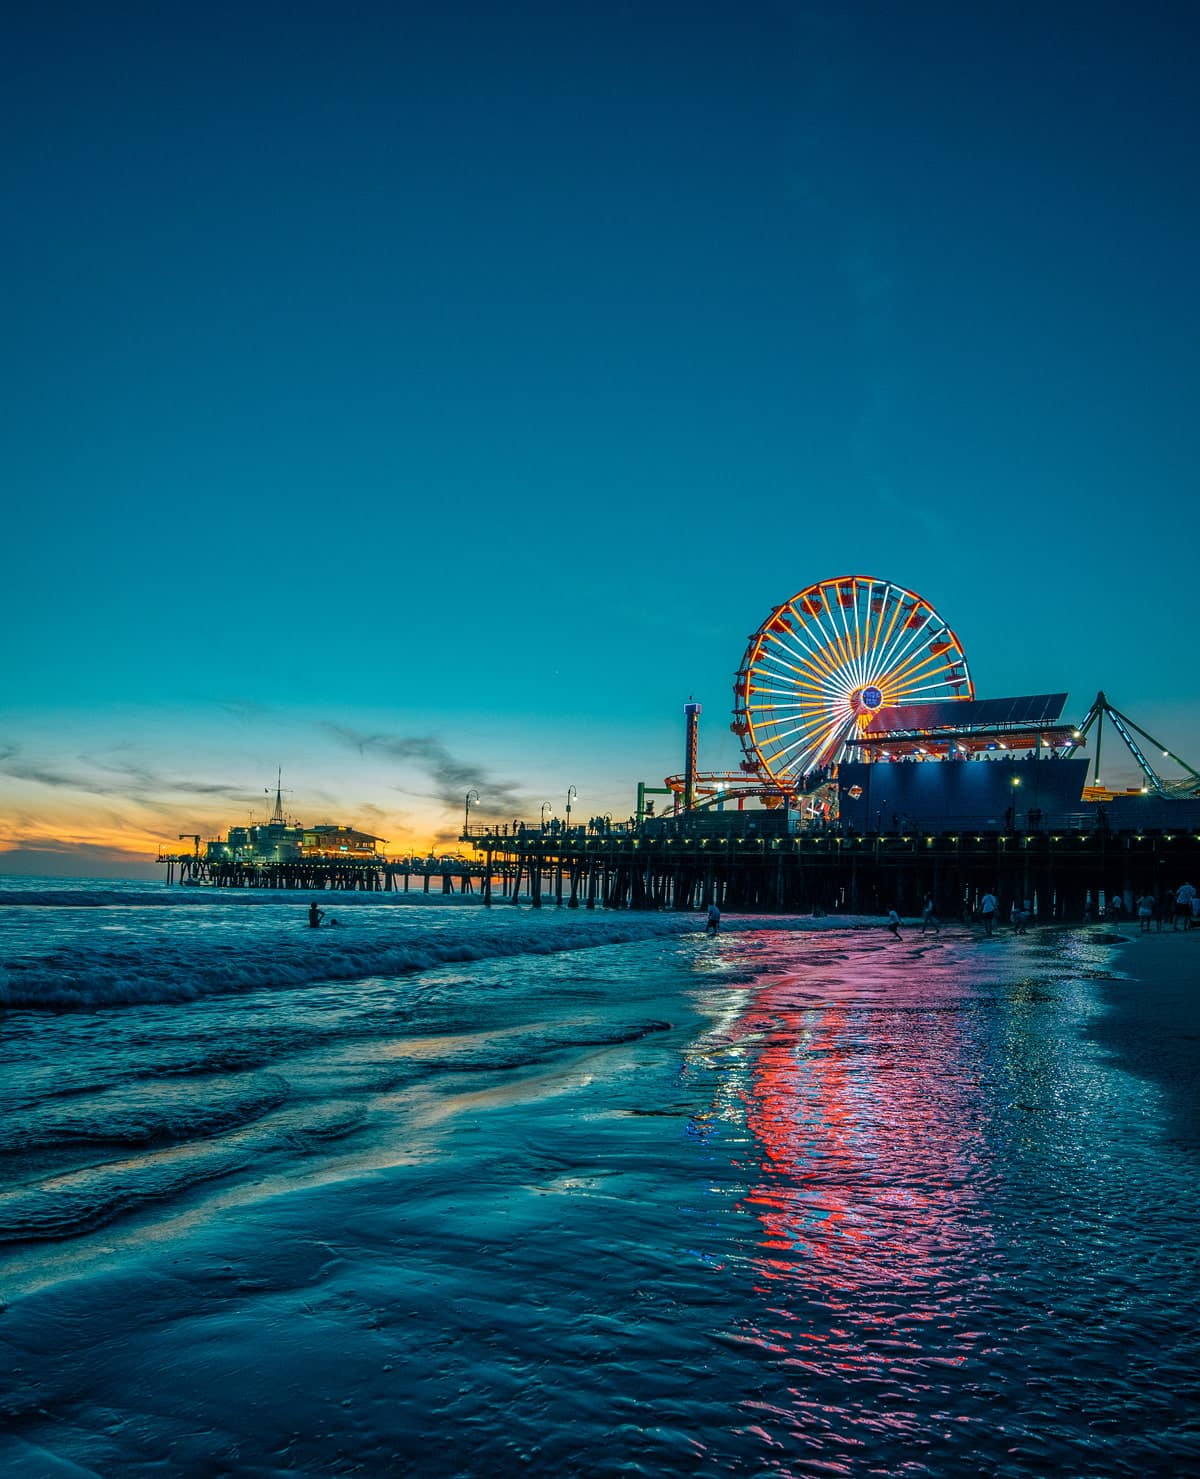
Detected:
[307,901,325,928]
[705,901,721,934]
[886,907,903,940]
[1174,882,1196,930]
[980,891,998,936]
[1136,893,1155,933]
[920,894,940,933]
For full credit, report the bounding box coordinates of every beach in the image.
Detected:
[2,884,1199,1476]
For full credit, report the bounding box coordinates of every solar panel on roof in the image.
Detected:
[864,693,1067,736]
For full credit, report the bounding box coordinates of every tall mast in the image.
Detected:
[270,768,286,825]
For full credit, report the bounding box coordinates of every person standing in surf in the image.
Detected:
[308,901,325,928]
[705,902,721,934]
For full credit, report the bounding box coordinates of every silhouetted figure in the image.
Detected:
[886,908,902,939]
[308,901,325,928]
[705,902,721,934]
[920,895,940,934]
[980,891,998,936]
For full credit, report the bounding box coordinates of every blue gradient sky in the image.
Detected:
[4,2,1199,874]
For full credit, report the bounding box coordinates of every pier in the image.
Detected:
[160,854,492,896]
[457,822,1200,918]
[163,821,1200,920]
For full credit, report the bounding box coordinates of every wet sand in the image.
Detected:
[1095,928,1200,1153]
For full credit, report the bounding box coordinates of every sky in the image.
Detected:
[3,1,1199,877]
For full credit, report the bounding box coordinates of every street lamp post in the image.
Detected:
[464,788,479,836]
[566,785,577,832]
[541,801,552,831]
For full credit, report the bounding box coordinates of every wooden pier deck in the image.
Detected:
[161,823,1200,920]
[459,823,1200,918]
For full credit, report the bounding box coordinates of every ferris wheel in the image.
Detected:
[732,575,972,784]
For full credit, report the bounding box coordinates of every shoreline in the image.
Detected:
[1090,928,1200,1154]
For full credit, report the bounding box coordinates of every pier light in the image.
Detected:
[1011,776,1021,787]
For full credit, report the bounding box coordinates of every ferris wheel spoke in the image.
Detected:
[882,634,963,695]
[868,607,935,688]
[878,644,943,695]
[761,633,843,687]
[871,588,908,680]
[866,581,893,660]
[887,665,966,703]
[829,584,862,686]
[764,617,842,680]
[851,587,868,687]
[746,678,836,704]
[811,588,853,677]
[758,712,833,752]
[761,695,839,717]
[780,609,846,682]
[886,647,960,695]
[771,720,843,771]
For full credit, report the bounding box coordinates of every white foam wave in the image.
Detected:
[0,915,699,1010]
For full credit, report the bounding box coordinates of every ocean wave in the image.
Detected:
[0,1073,291,1156]
[0,1101,368,1244]
[0,916,700,1010]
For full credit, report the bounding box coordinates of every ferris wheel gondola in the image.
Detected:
[732,574,973,785]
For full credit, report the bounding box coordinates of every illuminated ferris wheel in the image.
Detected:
[732,575,973,784]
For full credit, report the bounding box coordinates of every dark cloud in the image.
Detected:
[324,725,523,812]
[0,838,159,879]
[0,742,250,807]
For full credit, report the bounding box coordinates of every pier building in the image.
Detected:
[199,775,386,866]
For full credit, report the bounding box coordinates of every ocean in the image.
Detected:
[1,878,1196,1476]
